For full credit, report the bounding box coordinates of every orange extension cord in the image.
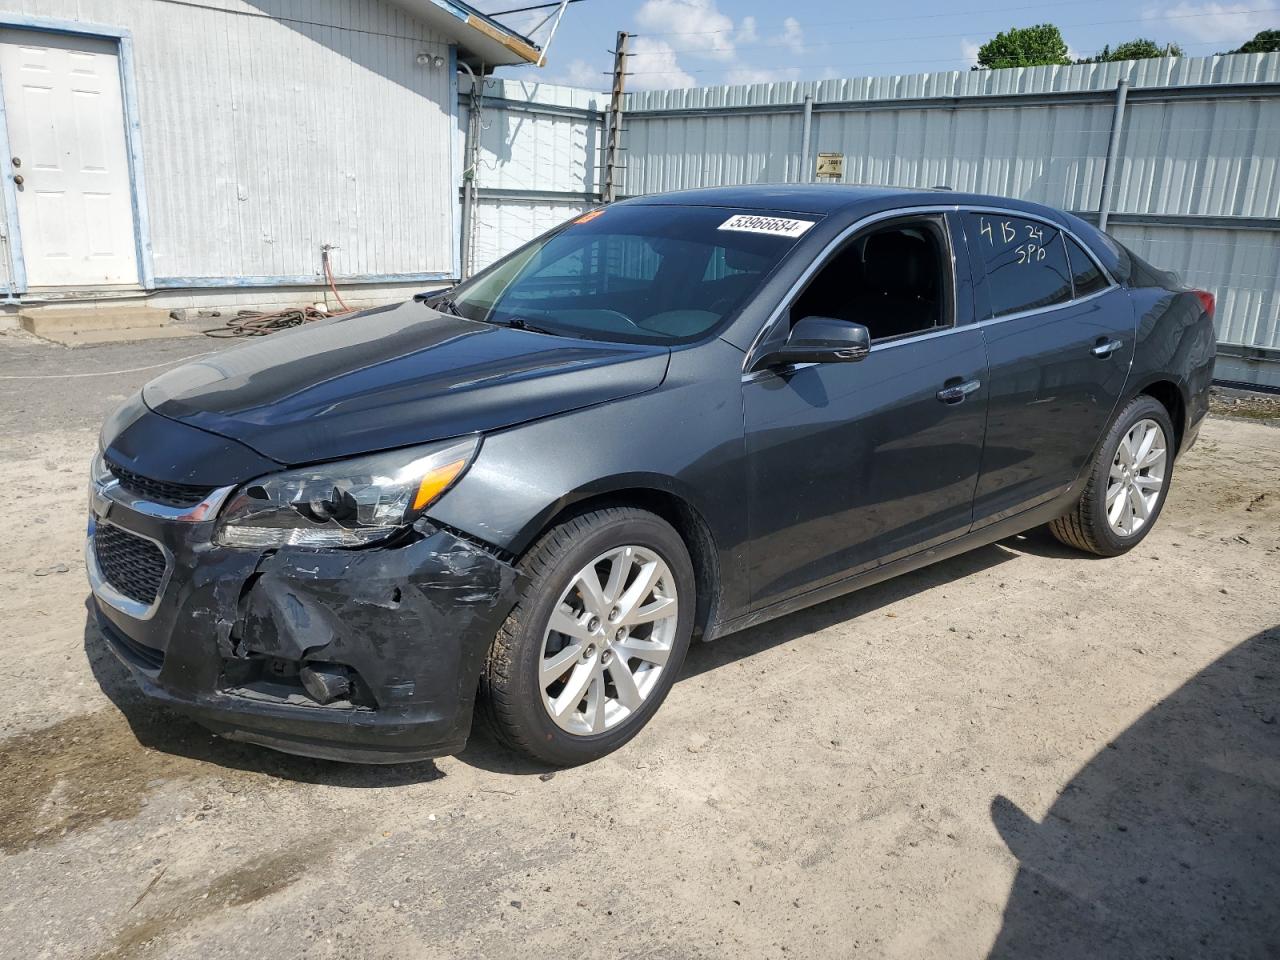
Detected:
[322,247,354,314]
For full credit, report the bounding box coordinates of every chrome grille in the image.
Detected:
[107,459,215,508]
[94,524,168,606]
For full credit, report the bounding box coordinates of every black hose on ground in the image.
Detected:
[202,306,335,338]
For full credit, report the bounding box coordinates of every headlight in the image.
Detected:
[214,436,479,548]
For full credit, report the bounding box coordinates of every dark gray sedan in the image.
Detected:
[89,185,1216,765]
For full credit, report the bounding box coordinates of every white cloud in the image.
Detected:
[629,2,805,89]
[725,65,804,85]
[774,17,805,54]
[529,3,811,91]
[635,0,738,61]
[627,36,697,90]
[552,58,604,88]
[960,38,981,67]
[1143,1,1277,45]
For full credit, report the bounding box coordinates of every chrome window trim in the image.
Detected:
[742,204,962,374]
[86,515,173,622]
[740,320,979,384]
[870,322,972,352]
[973,284,1115,329]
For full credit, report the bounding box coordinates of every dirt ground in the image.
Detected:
[1209,384,1280,424]
[1,329,1277,960]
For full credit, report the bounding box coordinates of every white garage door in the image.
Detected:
[0,29,139,287]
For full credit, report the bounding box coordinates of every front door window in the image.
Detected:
[789,217,953,340]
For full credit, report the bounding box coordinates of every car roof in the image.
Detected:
[621,183,1059,219]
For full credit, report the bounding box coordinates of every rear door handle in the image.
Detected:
[1092,337,1123,358]
[936,379,981,404]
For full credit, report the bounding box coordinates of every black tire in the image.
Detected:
[1049,395,1176,557]
[479,506,695,766]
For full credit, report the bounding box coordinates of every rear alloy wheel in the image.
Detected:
[1050,395,1176,556]
[481,507,695,766]
[1104,418,1167,537]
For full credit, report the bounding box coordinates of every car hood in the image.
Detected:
[143,302,671,465]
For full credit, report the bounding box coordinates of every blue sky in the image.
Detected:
[471,0,1278,90]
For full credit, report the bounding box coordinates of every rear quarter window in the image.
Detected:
[1065,235,1109,297]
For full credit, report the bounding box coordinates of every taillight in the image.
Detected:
[1193,289,1215,319]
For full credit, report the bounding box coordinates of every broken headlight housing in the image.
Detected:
[214,436,479,549]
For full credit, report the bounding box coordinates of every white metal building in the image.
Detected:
[0,0,539,318]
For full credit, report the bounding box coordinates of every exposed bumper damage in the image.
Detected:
[93,516,521,764]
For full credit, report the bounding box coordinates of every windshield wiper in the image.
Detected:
[423,300,552,335]
[428,296,463,317]
[491,316,560,336]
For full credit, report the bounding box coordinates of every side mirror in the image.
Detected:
[752,316,871,371]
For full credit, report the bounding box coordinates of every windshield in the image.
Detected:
[442,204,819,344]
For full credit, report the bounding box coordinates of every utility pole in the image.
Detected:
[602,31,628,204]
[458,65,483,279]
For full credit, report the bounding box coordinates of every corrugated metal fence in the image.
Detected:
[461,54,1280,388]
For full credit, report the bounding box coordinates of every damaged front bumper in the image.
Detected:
[87,477,521,764]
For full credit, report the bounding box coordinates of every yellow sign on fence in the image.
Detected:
[816,152,844,179]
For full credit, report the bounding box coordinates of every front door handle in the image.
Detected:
[936,379,981,404]
[1092,337,1123,358]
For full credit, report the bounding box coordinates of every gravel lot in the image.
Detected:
[1,329,1277,960]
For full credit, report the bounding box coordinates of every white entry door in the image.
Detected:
[0,29,139,287]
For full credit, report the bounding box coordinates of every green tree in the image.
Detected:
[1230,29,1280,54]
[1079,38,1185,63]
[976,24,1071,69]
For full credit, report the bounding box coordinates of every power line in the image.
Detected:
[147,0,443,42]
[487,0,588,16]
[623,39,1249,76]
[646,8,1277,57]
[641,0,1115,37]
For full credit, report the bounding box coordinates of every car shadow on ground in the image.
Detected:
[988,624,1280,958]
[996,524,1114,561]
[82,603,447,787]
[457,539,1025,775]
[680,539,1021,681]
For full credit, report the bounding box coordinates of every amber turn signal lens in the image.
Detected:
[412,458,469,511]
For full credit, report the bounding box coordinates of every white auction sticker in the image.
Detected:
[717,214,815,238]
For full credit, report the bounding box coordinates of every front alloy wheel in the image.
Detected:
[481,506,695,766]
[540,546,679,735]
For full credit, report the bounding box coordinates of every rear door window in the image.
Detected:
[968,214,1072,318]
